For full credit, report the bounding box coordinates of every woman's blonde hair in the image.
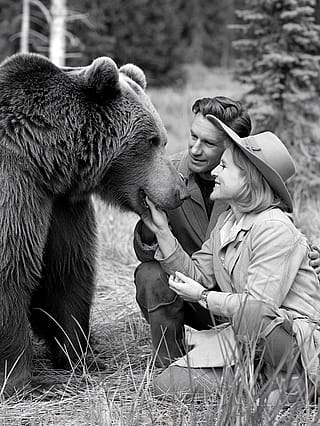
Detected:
[225,139,287,213]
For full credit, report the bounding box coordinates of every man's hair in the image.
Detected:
[225,139,286,213]
[192,96,252,138]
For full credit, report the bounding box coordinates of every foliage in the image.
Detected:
[67,0,188,86]
[201,0,235,67]
[233,0,320,198]
[0,0,21,58]
[68,0,239,83]
[0,0,240,86]
[1,1,320,87]
[179,0,235,67]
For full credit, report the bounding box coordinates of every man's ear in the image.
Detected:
[120,64,147,90]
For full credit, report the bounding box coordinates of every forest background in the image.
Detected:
[1,0,320,198]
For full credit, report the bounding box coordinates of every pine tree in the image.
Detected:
[233,0,320,197]
[0,0,22,60]
[69,0,187,86]
[202,0,235,67]
[107,0,187,86]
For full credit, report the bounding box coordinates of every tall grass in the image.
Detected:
[2,65,319,425]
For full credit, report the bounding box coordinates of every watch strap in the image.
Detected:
[199,289,210,309]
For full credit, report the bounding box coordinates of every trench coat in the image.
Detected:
[155,207,320,384]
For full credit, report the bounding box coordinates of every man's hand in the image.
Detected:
[168,271,205,302]
[309,244,320,280]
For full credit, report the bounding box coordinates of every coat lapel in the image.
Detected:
[213,238,233,292]
[176,152,209,241]
[206,200,228,238]
[212,211,260,290]
[218,213,258,277]
[175,151,229,242]
[223,234,247,276]
[184,174,208,238]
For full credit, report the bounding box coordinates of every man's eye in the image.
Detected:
[190,134,197,141]
[204,141,217,148]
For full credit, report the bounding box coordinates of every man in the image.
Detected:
[133,96,252,366]
[133,96,320,368]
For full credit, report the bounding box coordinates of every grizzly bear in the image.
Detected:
[0,53,188,393]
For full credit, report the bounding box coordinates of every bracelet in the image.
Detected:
[199,289,210,309]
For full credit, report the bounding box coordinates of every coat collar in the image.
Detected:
[173,150,228,238]
[173,150,215,207]
[173,151,202,202]
[218,208,274,232]
[217,207,286,250]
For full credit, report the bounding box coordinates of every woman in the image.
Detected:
[142,115,320,402]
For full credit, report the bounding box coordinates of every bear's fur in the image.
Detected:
[0,53,188,393]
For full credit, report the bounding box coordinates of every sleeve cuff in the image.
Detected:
[154,238,179,261]
[154,238,191,276]
[207,292,232,317]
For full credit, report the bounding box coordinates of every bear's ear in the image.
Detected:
[83,56,120,97]
[120,64,147,90]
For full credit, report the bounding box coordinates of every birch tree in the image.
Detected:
[49,0,67,66]
[19,0,67,66]
[20,0,30,53]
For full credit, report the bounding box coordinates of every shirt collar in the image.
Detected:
[219,210,247,247]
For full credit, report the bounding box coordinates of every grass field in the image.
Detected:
[1,65,319,425]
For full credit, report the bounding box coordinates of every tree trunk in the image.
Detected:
[20,0,30,53]
[49,0,67,66]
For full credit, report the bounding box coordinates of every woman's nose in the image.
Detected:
[211,166,219,177]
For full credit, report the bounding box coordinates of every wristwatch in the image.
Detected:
[199,289,210,309]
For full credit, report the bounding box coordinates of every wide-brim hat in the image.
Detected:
[206,114,296,212]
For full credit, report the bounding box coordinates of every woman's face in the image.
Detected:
[210,147,244,203]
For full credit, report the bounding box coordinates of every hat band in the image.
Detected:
[241,136,269,165]
[243,136,262,154]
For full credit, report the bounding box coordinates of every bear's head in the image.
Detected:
[0,53,189,215]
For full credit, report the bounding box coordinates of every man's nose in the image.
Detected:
[191,140,202,155]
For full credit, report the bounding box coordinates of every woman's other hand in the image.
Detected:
[168,271,205,302]
[309,244,320,280]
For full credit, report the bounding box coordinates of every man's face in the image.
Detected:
[187,113,225,180]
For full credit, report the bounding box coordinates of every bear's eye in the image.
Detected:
[149,136,160,147]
